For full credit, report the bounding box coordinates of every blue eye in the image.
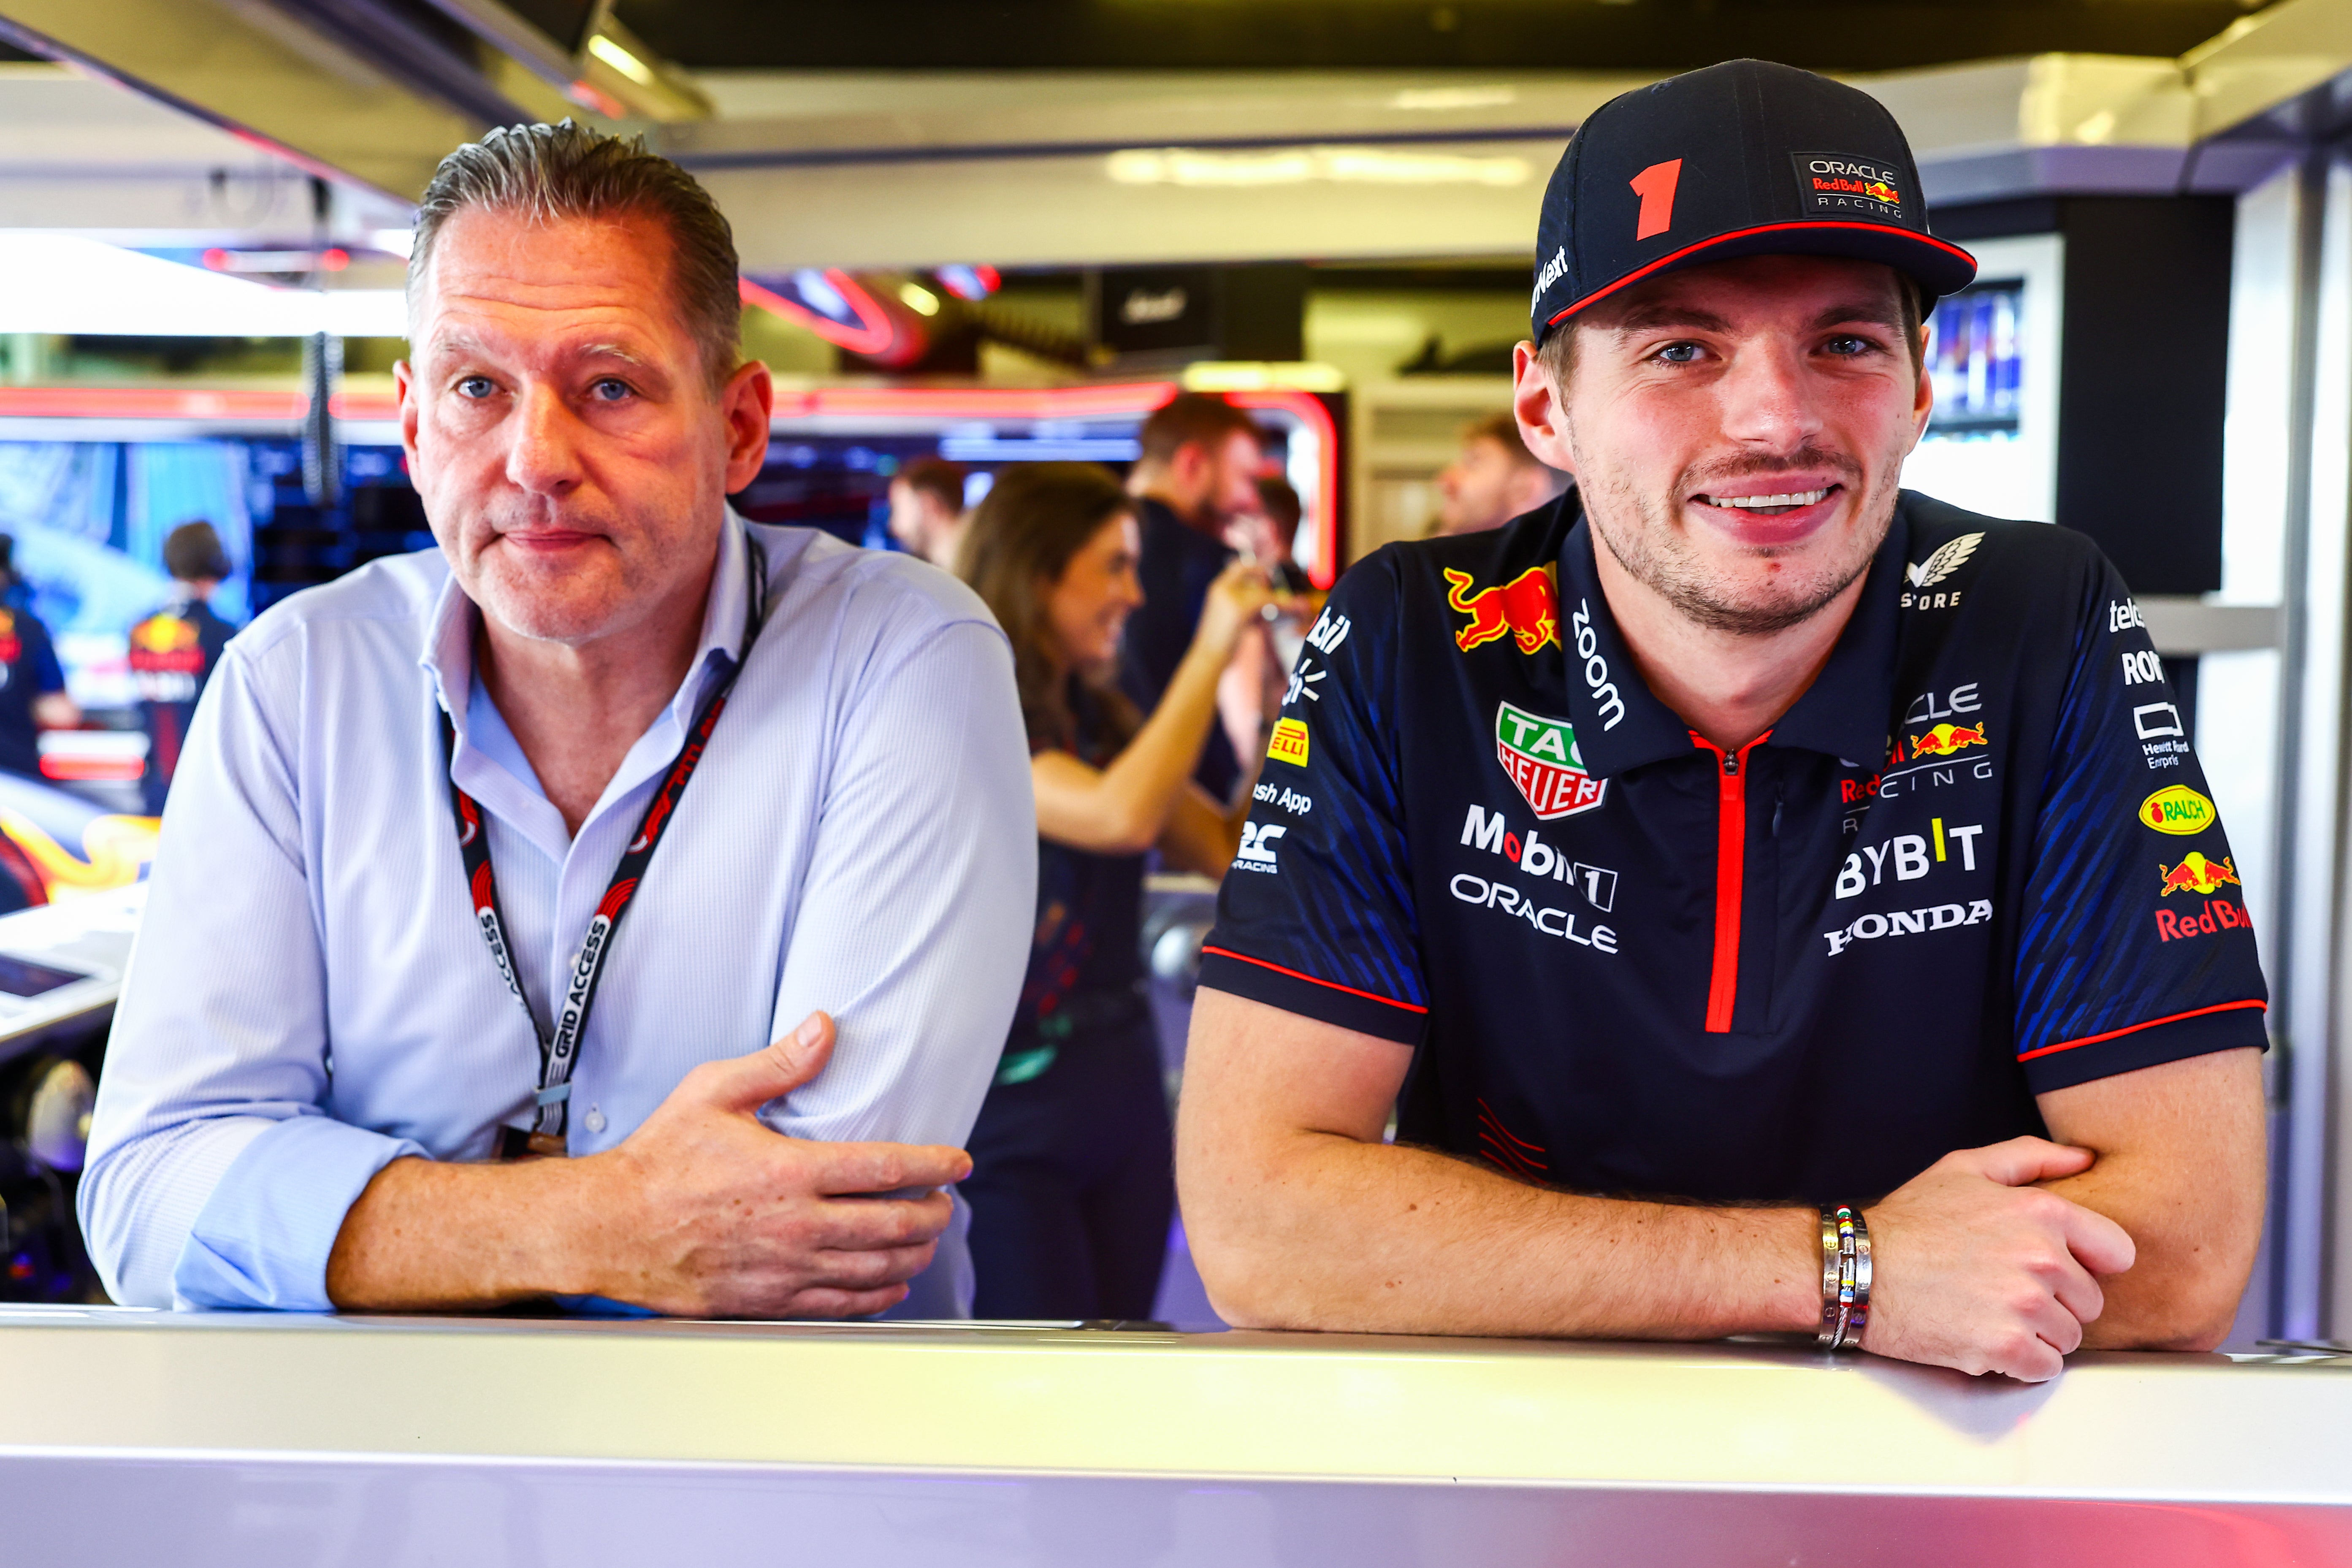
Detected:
[457,376,495,398]
[592,378,633,401]
[1657,342,1701,364]
[1825,336,1875,356]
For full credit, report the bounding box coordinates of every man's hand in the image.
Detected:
[1861,1136,2136,1382]
[576,1011,972,1318]
[325,1010,972,1317]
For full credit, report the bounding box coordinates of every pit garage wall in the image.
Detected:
[2215,147,2352,1346]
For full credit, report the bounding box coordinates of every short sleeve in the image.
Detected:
[1198,557,1429,1043]
[2011,552,2269,1092]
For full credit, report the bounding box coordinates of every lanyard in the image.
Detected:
[441,538,769,1158]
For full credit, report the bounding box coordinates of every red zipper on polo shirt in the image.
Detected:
[1690,729,1770,1035]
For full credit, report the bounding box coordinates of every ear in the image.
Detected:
[1906,323,1935,454]
[721,359,775,493]
[1512,340,1578,478]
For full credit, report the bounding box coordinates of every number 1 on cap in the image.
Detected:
[1630,159,1684,241]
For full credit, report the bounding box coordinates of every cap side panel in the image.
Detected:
[1543,221,1979,330]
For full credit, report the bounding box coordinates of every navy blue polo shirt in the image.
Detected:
[1201,489,2268,1204]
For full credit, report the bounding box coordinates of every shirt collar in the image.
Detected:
[421,506,757,752]
[1553,497,1909,777]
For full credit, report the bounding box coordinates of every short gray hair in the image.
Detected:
[408,120,742,384]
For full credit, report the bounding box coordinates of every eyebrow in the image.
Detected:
[1601,296,1908,340]
[423,331,658,370]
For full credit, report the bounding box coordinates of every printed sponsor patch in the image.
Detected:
[1446,565,1559,653]
[1794,152,1907,219]
[1266,718,1310,766]
[2141,785,2217,837]
[2157,852,2239,897]
[1494,700,1605,820]
[1909,722,1986,758]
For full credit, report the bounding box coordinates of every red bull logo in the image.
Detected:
[1909,722,1987,758]
[1445,565,1559,654]
[2158,852,2241,897]
[131,614,199,656]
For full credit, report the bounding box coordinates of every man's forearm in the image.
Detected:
[325,1155,602,1310]
[2034,1048,2267,1352]
[2042,1149,2259,1350]
[1189,1129,1821,1339]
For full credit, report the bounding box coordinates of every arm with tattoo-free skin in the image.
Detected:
[1175,991,2259,1382]
[326,1013,969,1317]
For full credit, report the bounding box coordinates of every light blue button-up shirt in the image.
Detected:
[80,513,1035,1313]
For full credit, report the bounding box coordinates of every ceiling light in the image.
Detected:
[1107,146,1528,189]
[1388,87,1518,111]
[586,34,656,87]
[899,281,941,316]
[0,235,406,337]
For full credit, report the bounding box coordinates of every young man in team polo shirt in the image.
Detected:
[1177,60,2267,1383]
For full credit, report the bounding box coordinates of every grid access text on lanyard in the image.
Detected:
[441,538,769,1159]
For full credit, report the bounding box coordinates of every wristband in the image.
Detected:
[1815,1205,1872,1350]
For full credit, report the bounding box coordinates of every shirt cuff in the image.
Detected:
[171,1114,426,1311]
[2019,999,2269,1095]
[1198,946,1428,1045]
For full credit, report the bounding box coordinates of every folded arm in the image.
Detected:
[1179,989,2143,1380]
[1176,989,1821,1338]
[2032,1046,2265,1351]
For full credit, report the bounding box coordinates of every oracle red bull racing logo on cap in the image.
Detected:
[1445,565,1558,654]
[1495,700,1605,820]
[1794,153,1906,219]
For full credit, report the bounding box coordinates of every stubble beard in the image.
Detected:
[1571,433,1900,638]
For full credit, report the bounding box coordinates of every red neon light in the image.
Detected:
[0,379,1346,587]
[0,387,401,421]
[740,273,897,358]
[767,381,1342,589]
[41,756,143,782]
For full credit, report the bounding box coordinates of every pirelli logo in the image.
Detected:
[1267,718,1310,766]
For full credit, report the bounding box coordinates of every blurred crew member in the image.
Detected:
[888,455,972,569]
[1432,412,1569,537]
[130,522,238,815]
[1121,393,1265,797]
[1181,62,2267,1382]
[0,536,79,783]
[958,463,1280,1319]
[82,122,1034,1317]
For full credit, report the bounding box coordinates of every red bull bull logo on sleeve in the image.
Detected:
[1909,722,1987,758]
[1445,565,1560,655]
[2157,852,2240,897]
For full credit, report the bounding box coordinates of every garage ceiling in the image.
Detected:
[613,0,2260,74]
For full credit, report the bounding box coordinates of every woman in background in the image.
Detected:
[957,461,1280,1320]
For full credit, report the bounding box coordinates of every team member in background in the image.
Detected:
[887,455,972,569]
[957,462,1282,1320]
[1180,60,2267,1382]
[130,522,239,815]
[1431,412,1571,537]
[1120,394,1267,798]
[0,536,79,784]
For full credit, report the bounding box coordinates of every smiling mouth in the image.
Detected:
[1692,485,1838,516]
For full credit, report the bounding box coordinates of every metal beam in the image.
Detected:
[0,0,483,201]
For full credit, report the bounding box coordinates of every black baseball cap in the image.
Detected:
[1531,59,1976,342]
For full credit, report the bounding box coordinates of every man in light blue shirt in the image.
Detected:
[79,123,1035,1316]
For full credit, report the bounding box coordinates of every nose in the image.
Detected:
[1713,339,1825,453]
[504,383,586,499]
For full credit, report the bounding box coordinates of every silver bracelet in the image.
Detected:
[1815,1204,1872,1349]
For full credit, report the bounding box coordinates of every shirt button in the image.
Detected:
[583,1107,607,1135]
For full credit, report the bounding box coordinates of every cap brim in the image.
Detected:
[1545,221,1978,332]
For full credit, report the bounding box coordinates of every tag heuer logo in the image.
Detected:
[1496,700,1605,820]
